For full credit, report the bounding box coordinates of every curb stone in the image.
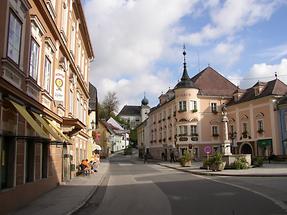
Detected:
[159,163,287,177]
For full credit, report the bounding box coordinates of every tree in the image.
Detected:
[99,91,119,120]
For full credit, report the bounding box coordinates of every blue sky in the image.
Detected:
[83,0,287,110]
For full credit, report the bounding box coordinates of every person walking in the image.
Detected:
[144,152,148,164]
[170,151,175,163]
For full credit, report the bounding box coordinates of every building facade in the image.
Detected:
[138,49,287,160]
[0,0,94,214]
[118,95,150,129]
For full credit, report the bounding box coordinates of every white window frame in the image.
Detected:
[190,100,197,111]
[257,120,264,131]
[44,56,52,93]
[211,102,217,112]
[29,38,40,81]
[179,101,187,111]
[212,125,219,135]
[69,89,73,115]
[7,10,22,65]
[191,125,197,135]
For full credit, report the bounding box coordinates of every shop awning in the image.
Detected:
[32,112,63,142]
[10,101,49,139]
[46,119,70,142]
[257,139,272,148]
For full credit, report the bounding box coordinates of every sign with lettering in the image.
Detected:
[54,69,65,102]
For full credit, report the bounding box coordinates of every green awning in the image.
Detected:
[257,139,272,148]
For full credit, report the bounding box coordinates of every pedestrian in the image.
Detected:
[170,151,175,163]
[144,152,148,164]
[161,152,165,161]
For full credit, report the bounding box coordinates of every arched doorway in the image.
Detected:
[240,143,253,154]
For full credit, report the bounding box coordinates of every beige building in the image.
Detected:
[0,0,94,214]
[138,49,287,160]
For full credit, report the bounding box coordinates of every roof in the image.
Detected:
[228,79,287,106]
[191,66,237,96]
[89,82,97,110]
[118,105,141,116]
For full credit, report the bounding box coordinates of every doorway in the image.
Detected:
[241,143,253,154]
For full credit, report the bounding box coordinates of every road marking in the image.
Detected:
[193,174,287,213]
[118,163,134,166]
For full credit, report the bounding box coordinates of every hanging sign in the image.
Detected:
[54,69,65,101]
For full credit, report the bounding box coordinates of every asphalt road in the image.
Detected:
[75,153,287,215]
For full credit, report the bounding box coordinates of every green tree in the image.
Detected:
[99,91,119,120]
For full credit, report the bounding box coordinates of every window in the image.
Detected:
[69,90,73,114]
[179,101,187,112]
[29,39,40,80]
[191,125,197,135]
[190,100,197,111]
[70,24,75,54]
[179,125,187,135]
[243,123,248,132]
[77,93,81,119]
[7,11,22,64]
[212,126,219,136]
[77,43,81,68]
[211,103,217,112]
[257,120,264,132]
[61,1,68,35]
[44,57,52,93]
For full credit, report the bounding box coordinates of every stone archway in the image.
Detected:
[240,143,253,154]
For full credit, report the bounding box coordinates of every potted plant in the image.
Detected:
[206,153,226,171]
[180,151,192,167]
[192,109,198,113]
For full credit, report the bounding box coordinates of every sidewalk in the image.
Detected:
[11,161,110,215]
[159,161,287,177]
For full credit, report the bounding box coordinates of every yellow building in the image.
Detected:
[0,0,94,213]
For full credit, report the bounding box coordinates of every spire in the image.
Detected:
[181,44,190,81]
[174,45,197,89]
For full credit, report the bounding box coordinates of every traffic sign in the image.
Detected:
[204,145,212,154]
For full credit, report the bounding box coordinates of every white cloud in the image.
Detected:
[84,0,197,107]
[241,58,287,88]
[180,0,281,46]
[256,43,287,62]
[98,69,173,109]
[213,41,244,66]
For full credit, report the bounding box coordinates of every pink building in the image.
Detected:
[137,49,287,160]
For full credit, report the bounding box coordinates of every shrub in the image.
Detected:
[252,157,264,167]
[204,153,223,167]
[232,156,249,169]
[180,151,192,166]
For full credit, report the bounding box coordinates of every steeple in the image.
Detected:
[181,44,190,81]
[174,45,197,89]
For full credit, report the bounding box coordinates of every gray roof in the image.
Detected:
[118,105,141,116]
[228,79,287,106]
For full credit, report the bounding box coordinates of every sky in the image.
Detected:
[83,0,287,111]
